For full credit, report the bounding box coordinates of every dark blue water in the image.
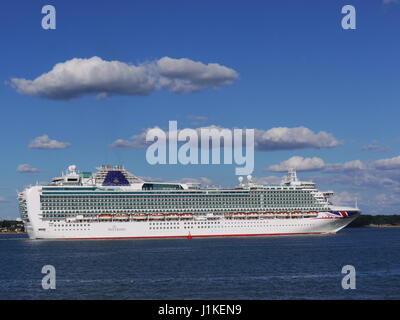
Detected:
[0,228,399,299]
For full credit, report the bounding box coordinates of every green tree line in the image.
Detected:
[0,220,25,232]
[348,215,400,227]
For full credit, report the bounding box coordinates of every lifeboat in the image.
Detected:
[233,212,247,218]
[149,214,165,220]
[132,214,147,220]
[261,212,273,218]
[98,214,112,219]
[180,214,193,219]
[206,213,219,219]
[247,212,259,218]
[114,214,129,220]
[165,214,179,219]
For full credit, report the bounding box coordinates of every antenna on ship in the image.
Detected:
[247,175,252,182]
[282,168,298,186]
[288,168,298,182]
[355,197,358,209]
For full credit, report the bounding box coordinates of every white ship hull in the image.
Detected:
[24,213,359,240]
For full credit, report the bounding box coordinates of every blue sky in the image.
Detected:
[1,0,400,218]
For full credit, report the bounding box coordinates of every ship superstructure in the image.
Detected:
[18,165,360,240]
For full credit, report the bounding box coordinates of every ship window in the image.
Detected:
[142,183,183,190]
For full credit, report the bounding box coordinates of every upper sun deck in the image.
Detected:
[49,165,189,191]
[45,165,330,196]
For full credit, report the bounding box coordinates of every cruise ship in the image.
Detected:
[18,165,360,240]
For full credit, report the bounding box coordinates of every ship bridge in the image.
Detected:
[281,168,316,188]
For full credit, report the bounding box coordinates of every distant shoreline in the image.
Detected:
[362,224,400,228]
[1,220,399,236]
[1,225,399,236]
[347,214,400,228]
[0,232,27,235]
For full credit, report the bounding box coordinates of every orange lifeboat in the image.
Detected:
[133,213,147,220]
[98,214,112,220]
[233,212,247,218]
[149,214,164,220]
[247,212,259,218]
[180,213,193,219]
[166,214,179,219]
[114,214,129,220]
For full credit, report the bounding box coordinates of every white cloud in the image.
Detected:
[267,156,325,172]
[110,125,224,149]
[308,155,400,214]
[187,115,208,125]
[28,135,70,149]
[187,115,208,121]
[179,177,213,186]
[138,176,165,182]
[111,125,340,152]
[254,127,340,151]
[341,160,366,170]
[267,157,368,174]
[16,164,40,173]
[10,56,239,100]
[372,192,400,209]
[310,163,400,213]
[330,191,358,207]
[109,138,143,149]
[324,160,367,173]
[157,57,238,93]
[332,171,400,189]
[109,129,155,148]
[252,175,283,185]
[361,141,389,152]
[373,156,400,170]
